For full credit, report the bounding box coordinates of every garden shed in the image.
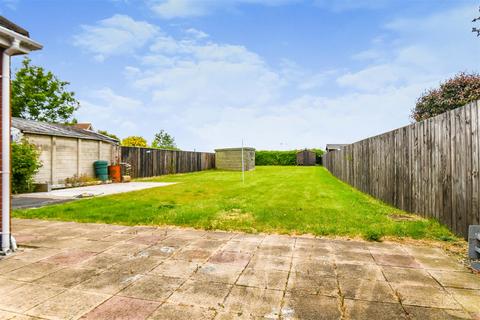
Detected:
[215,147,255,171]
[296,149,316,166]
[12,117,120,188]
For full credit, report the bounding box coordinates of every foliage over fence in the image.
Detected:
[324,100,480,239]
[256,149,324,166]
[121,146,215,178]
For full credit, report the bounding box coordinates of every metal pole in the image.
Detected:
[241,139,245,184]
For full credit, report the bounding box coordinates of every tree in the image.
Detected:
[98,130,120,141]
[473,6,480,37]
[411,72,480,122]
[152,129,177,150]
[11,57,79,123]
[122,136,147,147]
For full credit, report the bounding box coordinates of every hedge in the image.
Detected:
[255,149,324,166]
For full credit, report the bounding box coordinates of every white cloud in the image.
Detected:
[184,28,209,39]
[313,0,390,12]
[148,0,298,19]
[336,5,479,92]
[77,88,145,134]
[75,5,480,151]
[73,14,159,61]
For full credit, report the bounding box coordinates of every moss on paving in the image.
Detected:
[14,166,457,241]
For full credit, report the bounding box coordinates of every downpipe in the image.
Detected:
[1,39,20,255]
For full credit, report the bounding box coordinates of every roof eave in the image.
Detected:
[0,25,42,54]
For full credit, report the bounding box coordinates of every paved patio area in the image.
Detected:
[12,182,175,209]
[0,219,479,319]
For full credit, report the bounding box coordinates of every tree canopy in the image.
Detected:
[152,130,178,150]
[12,57,79,123]
[122,136,147,147]
[98,130,120,141]
[411,72,480,122]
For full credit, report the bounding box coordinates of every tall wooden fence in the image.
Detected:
[121,147,215,179]
[323,100,480,238]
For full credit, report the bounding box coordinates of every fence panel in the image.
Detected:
[324,100,480,238]
[121,147,215,178]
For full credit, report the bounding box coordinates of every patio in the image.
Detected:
[0,219,479,319]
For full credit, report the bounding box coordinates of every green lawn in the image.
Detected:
[14,166,456,241]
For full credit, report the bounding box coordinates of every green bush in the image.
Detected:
[12,140,42,194]
[255,150,297,165]
[255,149,324,166]
[312,148,325,165]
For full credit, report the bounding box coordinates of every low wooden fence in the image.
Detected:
[323,100,480,238]
[121,147,215,178]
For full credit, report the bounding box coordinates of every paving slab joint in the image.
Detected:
[332,261,347,319]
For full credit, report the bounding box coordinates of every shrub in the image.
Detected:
[12,139,42,194]
[121,136,147,147]
[412,72,480,122]
[363,229,384,242]
[312,148,325,165]
[255,150,297,166]
[255,149,325,166]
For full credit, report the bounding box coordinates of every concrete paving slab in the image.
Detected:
[382,266,441,287]
[249,254,292,271]
[282,292,341,320]
[80,296,160,320]
[336,263,385,281]
[404,305,472,319]
[192,262,245,284]
[222,286,283,317]
[118,275,183,301]
[168,279,232,309]
[291,258,335,277]
[147,303,216,320]
[1,218,479,319]
[236,268,289,290]
[343,299,407,320]
[287,272,338,296]
[0,283,65,313]
[372,253,422,268]
[4,261,62,282]
[430,270,480,290]
[392,283,462,309]
[446,288,480,316]
[34,267,99,288]
[339,278,398,303]
[150,259,202,278]
[26,289,110,320]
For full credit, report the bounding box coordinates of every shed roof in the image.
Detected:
[325,144,348,151]
[12,117,119,144]
[215,147,255,152]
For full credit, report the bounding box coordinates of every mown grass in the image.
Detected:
[14,166,457,241]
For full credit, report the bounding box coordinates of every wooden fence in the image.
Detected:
[323,100,480,238]
[121,147,215,178]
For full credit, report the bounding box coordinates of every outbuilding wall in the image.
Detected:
[215,148,255,171]
[25,133,120,187]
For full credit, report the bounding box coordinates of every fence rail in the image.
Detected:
[323,100,480,238]
[121,147,215,179]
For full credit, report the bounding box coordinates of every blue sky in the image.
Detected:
[1,0,479,151]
